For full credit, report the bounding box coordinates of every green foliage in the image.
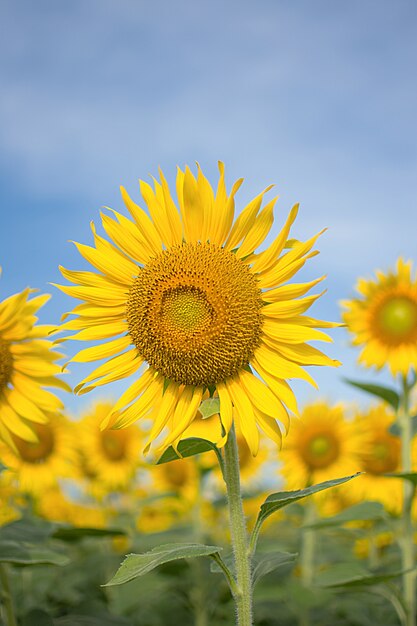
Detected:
[307,501,387,529]
[252,474,361,544]
[315,562,411,588]
[343,379,400,410]
[156,437,220,463]
[199,397,220,418]
[105,543,223,586]
[0,539,69,565]
[252,552,297,586]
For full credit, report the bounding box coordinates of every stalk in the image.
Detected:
[223,424,253,626]
[398,375,416,626]
[0,564,17,626]
[299,497,316,626]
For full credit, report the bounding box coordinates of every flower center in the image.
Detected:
[302,432,340,469]
[100,430,128,461]
[362,435,400,475]
[127,242,263,386]
[13,423,55,464]
[376,296,417,343]
[161,461,190,488]
[0,338,13,391]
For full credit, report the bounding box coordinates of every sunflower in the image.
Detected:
[37,487,108,528]
[0,414,77,495]
[76,401,142,494]
[342,258,417,376]
[279,401,360,489]
[347,404,408,513]
[152,456,200,502]
[56,163,340,456]
[0,274,69,448]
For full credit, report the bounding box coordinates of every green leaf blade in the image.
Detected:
[104,543,223,586]
[343,379,400,410]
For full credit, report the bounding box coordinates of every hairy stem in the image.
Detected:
[223,425,253,626]
[399,375,416,626]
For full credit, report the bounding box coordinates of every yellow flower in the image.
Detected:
[0,475,22,526]
[354,532,394,560]
[76,401,142,494]
[56,164,340,456]
[136,497,188,533]
[279,402,360,489]
[346,405,406,513]
[342,258,417,376]
[0,415,76,495]
[0,276,68,447]
[37,488,108,527]
[152,456,199,502]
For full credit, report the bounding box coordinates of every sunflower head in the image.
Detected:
[56,163,340,456]
[345,404,407,513]
[279,402,359,489]
[342,258,417,376]
[0,415,76,495]
[0,279,69,448]
[76,401,142,494]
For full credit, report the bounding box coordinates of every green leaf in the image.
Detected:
[307,501,387,529]
[315,563,414,588]
[343,379,400,410]
[156,437,219,464]
[250,474,361,554]
[0,518,54,543]
[0,540,69,566]
[389,415,417,437]
[383,472,417,486]
[199,397,220,419]
[104,543,223,586]
[22,609,55,626]
[257,474,361,526]
[55,617,130,626]
[52,526,126,541]
[252,551,297,586]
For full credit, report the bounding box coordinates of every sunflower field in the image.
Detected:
[0,162,416,626]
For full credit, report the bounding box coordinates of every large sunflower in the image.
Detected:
[342,258,417,376]
[0,274,69,447]
[0,414,76,495]
[56,164,340,455]
[279,401,360,489]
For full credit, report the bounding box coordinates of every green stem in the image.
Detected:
[399,375,416,626]
[299,499,316,626]
[191,468,209,626]
[0,564,17,626]
[223,425,253,626]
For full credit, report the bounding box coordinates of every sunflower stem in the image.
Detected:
[223,424,253,626]
[398,374,416,626]
[299,499,316,626]
[0,564,17,626]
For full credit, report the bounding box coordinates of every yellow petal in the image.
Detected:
[250,203,299,273]
[225,378,259,456]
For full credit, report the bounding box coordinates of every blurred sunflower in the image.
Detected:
[76,401,142,494]
[348,404,408,512]
[0,275,69,447]
[0,415,76,495]
[56,163,340,456]
[342,258,417,376]
[37,487,108,528]
[152,456,199,502]
[279,401,359,489]
[136,497,188,534]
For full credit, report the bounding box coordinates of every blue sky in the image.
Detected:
[1,0,416,415]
